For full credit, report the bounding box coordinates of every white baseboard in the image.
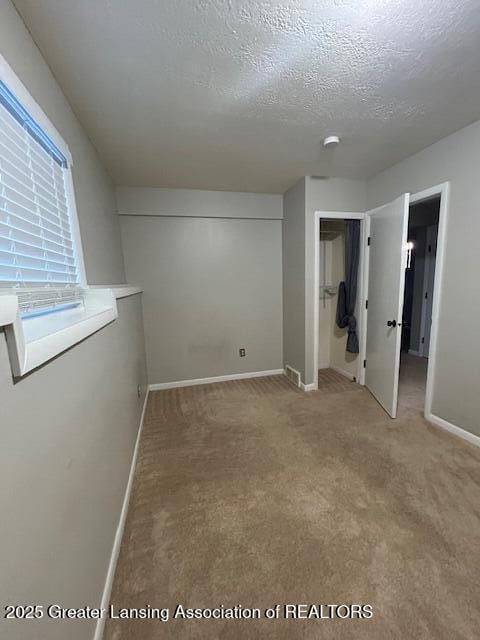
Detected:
[330,364,355,381]
[149,369,284,391]
[426,412,480,448]
[93,388,150,640]
[408,349,422,357]
[301,382,318,392]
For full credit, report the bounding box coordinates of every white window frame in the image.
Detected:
[0,52,87,288]
[0,54,142,377]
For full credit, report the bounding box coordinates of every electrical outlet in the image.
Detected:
[239,348,246,357]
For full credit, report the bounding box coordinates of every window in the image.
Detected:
[0,76,85,317]
[0,54,123,378]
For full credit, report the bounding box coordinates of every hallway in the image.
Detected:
[398,353,428,415]
[105,375,480,640]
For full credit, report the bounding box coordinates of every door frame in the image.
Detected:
[313,211,367,390]
[313,183,448,413]
[409,182,450,420]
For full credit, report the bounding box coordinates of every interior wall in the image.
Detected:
[282,177,366,386]
[117,186,282,220]
[1,0,125,285]
[283,178,306,379]
[305,177,366,385]
[367,119,480,437]
[119,189,283,384]
[0,296,147,640]
[0,4,148,639]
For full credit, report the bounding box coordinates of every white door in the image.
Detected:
[365,194,409,418]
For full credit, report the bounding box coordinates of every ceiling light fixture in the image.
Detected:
[323,135,340,148]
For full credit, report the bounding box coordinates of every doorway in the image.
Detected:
[313,211,367,391]
[399,196,440,413]
[312,184,448,422]
[361,183,449,420]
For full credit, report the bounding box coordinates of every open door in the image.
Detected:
[365,194,409,418]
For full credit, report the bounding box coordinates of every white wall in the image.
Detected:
[0,296,146,640]
[367,119,480,436]
[283,126,480,437]
[305,177,366,385]
[117,186,282,220]
[282,177,366,385]
[282,178,306,378]
[0,4,147,639]
[119,189,283,384]
[1,1,125,285]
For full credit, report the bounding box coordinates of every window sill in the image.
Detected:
[0,285,142,377]
[90,284,143,299]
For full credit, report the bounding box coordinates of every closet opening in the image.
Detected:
[315,214,366,392]
[398,196,440,413]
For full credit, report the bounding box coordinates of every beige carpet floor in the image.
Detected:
[105,366,480,640]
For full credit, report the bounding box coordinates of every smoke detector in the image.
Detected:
[323,135,340,148]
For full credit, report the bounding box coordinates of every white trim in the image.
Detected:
[313,211,367,391]
[20,301,117,373]
[300,381,318,392]
[330,364,356,381]
[0,288,120,376]
[63,164,87,287]
[0,52,86,288]
[409,182,450,421]
[0,53,71,161]
[149,369,285,391]
[313,214,320,390]
[0,287,142,376]
[313,210,365,220]
[359,214,370,386]
[0,292,18,326]
[93,388,150,640]
[284,364,301,388]
[426,412,480,448]
[90,285,143,299]
[111,286,142,299]
[0,286,140,327]
[394,194,410,418]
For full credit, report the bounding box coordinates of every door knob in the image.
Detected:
[387,320,397,327]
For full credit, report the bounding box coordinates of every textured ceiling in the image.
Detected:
[12,0,480,193]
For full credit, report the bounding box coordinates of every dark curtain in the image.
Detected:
[336,219,360,353]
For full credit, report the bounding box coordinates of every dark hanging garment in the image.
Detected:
[336,281,347,327]
[335,220,360,353]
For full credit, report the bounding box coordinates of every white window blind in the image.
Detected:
[0,79,83,315]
